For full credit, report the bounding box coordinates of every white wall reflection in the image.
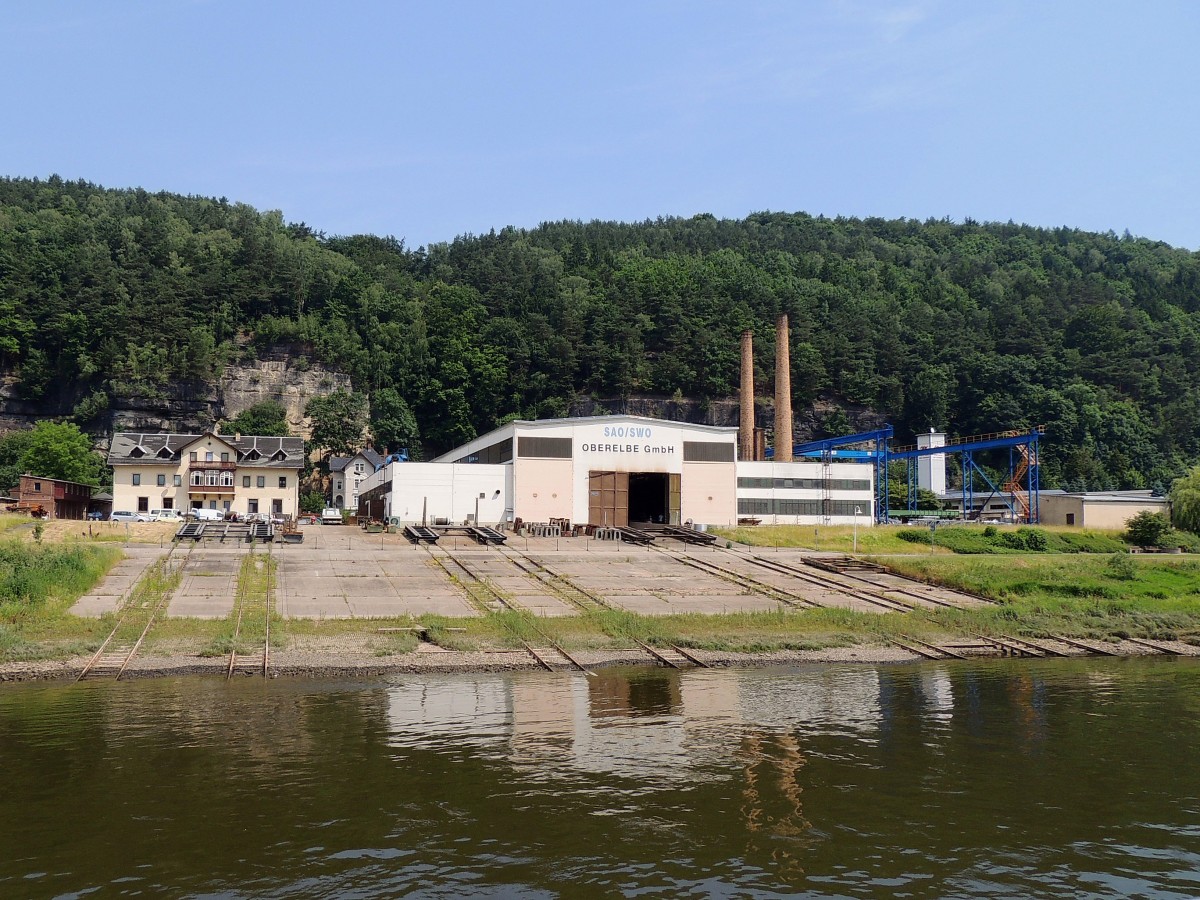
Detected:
[384,666,901,782]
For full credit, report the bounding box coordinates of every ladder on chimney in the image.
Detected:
[821,449,833,525]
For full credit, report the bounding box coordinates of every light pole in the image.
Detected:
[853,506,861,553]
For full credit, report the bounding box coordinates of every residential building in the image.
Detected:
[329,448,384,510]
[108,432,304,519]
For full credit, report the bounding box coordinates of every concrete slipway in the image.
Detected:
[72,524,985,620]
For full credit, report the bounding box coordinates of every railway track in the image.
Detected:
[226,541,274,679]
[657,550,821,610]
[78,540,194,681]
[425,545,596,675]
[498,547,611,612]
[720,551,916,613]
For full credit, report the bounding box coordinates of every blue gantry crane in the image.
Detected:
[794,425,1044,524]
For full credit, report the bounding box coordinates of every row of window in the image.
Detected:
[135,497,285,513]
[737,477,871,491]
[738,499,871,516]
[130,473,288,488]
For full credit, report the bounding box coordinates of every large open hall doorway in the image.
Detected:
[589,471,682,526]
[628,472,669,524]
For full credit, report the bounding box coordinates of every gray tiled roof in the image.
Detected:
[330,448,384,472]
[108,432,305,468]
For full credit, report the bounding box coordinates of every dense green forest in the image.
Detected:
[2,175,1199,490]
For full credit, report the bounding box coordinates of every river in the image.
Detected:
[2,659,1199,898]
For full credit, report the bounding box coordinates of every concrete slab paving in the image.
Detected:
[71,529,990,621]
[71,547,164,617]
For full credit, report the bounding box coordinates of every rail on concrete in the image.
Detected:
[470,526,508,545]
[617,526,656,545]
[657,525,717,546]
[404,524,440,544]
[175,522,204,541]
[804,555,886,575]
[174,521,274,544]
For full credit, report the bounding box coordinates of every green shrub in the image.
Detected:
[1125,511,1173,548]
[1105,553,1137,581]
[0,541,120,612]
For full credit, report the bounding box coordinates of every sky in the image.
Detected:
[4,1,1199,249]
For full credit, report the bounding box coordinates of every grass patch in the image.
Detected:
[198,551,279,657]
[0,540,123,628]
[884,554,1200,641]
[712,523,1129,556]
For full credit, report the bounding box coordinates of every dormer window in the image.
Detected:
[247,449,261,461]
[130,446,145,458]
[157,447,173,459]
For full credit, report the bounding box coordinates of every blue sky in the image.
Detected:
[4,1,1198,249]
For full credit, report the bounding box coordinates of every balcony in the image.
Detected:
[189,460,238,471]
[188,484,236,495]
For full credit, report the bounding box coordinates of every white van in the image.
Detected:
[188,507,225,522]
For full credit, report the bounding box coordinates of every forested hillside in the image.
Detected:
[2,175,1199,490]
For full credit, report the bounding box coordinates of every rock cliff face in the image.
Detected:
[218,360,353,439]
[0,356,353,442]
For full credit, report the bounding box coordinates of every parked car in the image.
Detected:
[86,510,107,521]
[111,510,150,523]
[151,509,183,522]
[186,508,225,522]
[321,507,344,525]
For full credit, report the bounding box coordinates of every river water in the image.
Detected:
[2,659,1199,898]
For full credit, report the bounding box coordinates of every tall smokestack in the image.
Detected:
[775,314,793,463]
[739,330,755,461]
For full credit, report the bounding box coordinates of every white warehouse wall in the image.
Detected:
[736,460,874,525]
[377,463,510,525]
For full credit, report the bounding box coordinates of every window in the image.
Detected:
[683,441,736,462]
[205,451,214,462]
[272,499,283,515]
[278,476,287,489]
[256,476,265,488]
[33,481,41,491]
[220,452,229,462]
[132,474,141,486]
[163,498,173,509]
[173,475,181,487]
[223,500,231,511]
[189,452,197,462]
[137,497,149,512]
[248,499,259,514]
[516,437,572,459]
[191,471,204,486]
[354,463,364,474]
[243,475,251,488]
[1066,513,1075,526]
[208,501,217,509]
[335,479,342,491]
[156,474,166,486]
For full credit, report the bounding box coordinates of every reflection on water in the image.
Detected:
[2,659,1200,898]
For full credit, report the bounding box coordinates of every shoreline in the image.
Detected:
[3,640,1197,683]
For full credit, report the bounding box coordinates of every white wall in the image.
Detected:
[387,463,509,525]
[916,431,947,497]
[737,460,874,525]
